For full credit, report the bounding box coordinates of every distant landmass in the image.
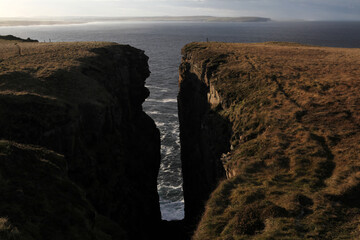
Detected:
[0,19,87,27]
[0,16,271,26]
[0,35,38,42]
[78,16,272,22]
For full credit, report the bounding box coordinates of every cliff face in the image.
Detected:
[0,41,161,239]
[178,51,231,227]
[179,42,360,239]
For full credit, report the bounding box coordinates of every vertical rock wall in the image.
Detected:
[178,47,231,229]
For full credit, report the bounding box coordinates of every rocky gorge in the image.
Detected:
[1,37,360,240]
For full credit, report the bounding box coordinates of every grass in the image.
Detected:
[181,42,360,239]
[0,217,20,240]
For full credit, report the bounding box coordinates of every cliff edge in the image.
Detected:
[178,42,360,239]
[0,40,161,239]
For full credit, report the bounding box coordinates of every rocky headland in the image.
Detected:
[178,42,360,239]
[0,38,161,239]
[1,36,360,240]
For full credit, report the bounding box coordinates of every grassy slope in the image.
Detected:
[0,40,117,97]
[183,42,360,239]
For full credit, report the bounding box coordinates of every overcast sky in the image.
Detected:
[1,0,360,20]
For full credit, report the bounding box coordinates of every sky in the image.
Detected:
[0,0,360,21]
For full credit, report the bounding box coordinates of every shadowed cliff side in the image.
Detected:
[178,56,231,231]
[0,40,161,239]
[178,42,360,239]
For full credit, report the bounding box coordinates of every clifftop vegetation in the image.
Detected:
[180,42,360,239]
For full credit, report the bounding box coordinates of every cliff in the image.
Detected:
[178,42,360,239]
[0,40,161,239]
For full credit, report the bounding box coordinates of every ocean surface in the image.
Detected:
[1,21,359,220]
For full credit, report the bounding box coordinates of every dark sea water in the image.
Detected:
[1,21,359,220]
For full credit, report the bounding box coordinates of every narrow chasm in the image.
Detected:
[150,73,231,239]
[153,48,233,239]
[141,54,188,238]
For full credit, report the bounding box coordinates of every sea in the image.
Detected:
[1,21,359,220]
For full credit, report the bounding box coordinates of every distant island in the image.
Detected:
[0,16,271,26]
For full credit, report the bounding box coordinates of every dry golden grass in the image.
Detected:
[0,41,120,104]
[182,42,360,239]
[0,41,116,76]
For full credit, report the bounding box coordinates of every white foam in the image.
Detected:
[155,122,165,127]
[163,146,174,155]
[147,98,177,103]
[143,93,183,220]
[145,85,169,91]
[147,111,161,115]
